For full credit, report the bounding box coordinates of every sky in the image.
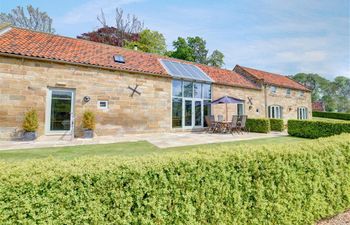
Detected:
[1,0,349,79]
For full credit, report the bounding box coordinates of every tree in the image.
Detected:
[125,29,167,55]
[169,36,225,67]
[77,26,139,47]
[207,50,225,68]
[187,36,208,64]
[77,8,143,47]
[291,73,350,112]
[0,5,54,33]
[168,37,194,61]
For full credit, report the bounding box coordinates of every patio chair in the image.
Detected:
[228,115,239,134]
[205,115,217,133]
[216,115,226,133]
[236,115,248,134]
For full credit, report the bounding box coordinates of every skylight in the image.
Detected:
[113,55,125,63]
[160,59,212,83]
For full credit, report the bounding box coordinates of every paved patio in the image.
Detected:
[0,131,288,151]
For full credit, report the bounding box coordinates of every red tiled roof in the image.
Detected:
[0,26,257,89]
[197,64,259,89]
[0,27,168,76]
[235,65,310,91]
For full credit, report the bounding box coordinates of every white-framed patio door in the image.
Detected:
[45,88,75,135]
[183,98,203,128]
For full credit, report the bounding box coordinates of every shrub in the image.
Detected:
[313,111,350,120]
[22,109,39,132]
[246,118,270,133]
[269,119,284,131]
[288,119,350,138]
[0,134,350,224]
[82,111,95,130]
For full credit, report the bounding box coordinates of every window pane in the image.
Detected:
[50,91,72,131]
[237,104,244,116]
[194,83,202,98]
[172,80,182,97]
[203,84,211,99]
[183,81,193,98]
[195,101,202,126]
[184,100,192,126]
[172,98,182,128]
[203,100,211,127]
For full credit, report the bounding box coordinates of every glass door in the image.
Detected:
[184,99,193,127]
[46,89,74,134]
[194,100,202,127]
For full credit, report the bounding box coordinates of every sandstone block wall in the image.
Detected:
[0,56,172,140]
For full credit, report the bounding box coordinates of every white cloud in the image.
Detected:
[61,0,143,25]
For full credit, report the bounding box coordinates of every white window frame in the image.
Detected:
[286,88,291,96]
[297,107,308,120]
[268,105,282,119]
[98,100,109,109]
[237,103,245,116]
[299,91,304,97]
[270,86,277,94]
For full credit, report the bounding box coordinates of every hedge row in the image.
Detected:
[269,119,284,131]
[246,118,270,133]
[288,119,350,138]
[1,134,350,224]
[313,111,350,120]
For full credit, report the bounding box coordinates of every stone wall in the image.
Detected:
[265,84,312,121]
[0,56,172,140]
[212,84,312,121]
[212,84,266,120]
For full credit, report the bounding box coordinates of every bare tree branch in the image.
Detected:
[0,5,54,33]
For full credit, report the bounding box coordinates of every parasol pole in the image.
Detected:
[225,103,228,121]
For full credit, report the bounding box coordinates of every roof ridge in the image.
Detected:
[239,65,288,78]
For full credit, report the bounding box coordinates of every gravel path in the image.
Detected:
[317,210,350,225]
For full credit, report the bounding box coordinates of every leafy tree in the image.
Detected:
[125,29,167,55]
[187,36,208,64]
[291,73,350,112]
[77,8,143,47]
[0,5,54,33]
[77,26,139,47]
[169,37,194,61]
[169,36,225,67]
[207,50,225,67]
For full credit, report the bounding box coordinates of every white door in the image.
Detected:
[183,99,203,128]
[45,88,75,134]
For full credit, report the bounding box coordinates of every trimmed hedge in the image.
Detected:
[269,119,284,131]
[288,119,350,138]
[1,134,350,224]
[313,111,350,120]
[246,118,270,133]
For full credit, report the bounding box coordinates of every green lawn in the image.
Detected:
[0,136,306,162]
[312,117,348,122]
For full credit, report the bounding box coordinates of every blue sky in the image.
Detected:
[1,0,349,79]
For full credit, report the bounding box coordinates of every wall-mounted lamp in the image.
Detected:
[83,96,91,103]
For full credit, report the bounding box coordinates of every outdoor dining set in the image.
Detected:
[205,115,248,134]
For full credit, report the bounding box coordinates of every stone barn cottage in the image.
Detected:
[0,24,311,140]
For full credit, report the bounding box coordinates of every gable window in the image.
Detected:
[297,107,308,120]
[286,89,291,96]
[268,105,282,119]
[270,86,277,94]
[98,100,108,109]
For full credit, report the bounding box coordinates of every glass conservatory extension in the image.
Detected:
[160,59,213,129]
[172,80,211,128]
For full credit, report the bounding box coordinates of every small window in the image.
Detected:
[98,100,108,109]
[286,89,291,96]
[268,105,282,119]
[270,86,277,94]
[297,107,308,120]
[113,55,125,63]
[299,91,304,97]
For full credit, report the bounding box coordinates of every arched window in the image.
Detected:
[297,107,308,120]
[268,105,283,119]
